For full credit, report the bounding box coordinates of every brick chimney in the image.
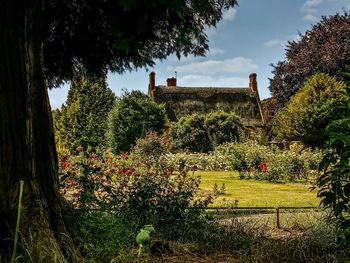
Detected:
[166,77,177,87]
[249,73,264,125]
[249,73,257,93]
[148,71,155,97]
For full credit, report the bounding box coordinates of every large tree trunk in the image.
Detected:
[0,0,81,262]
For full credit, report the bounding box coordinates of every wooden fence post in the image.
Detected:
[276,207,280,229]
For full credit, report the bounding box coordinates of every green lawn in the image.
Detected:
[194,171,319,207]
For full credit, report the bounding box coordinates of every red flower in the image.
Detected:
[63,163,72,167]
[71,180,78,186]
[120,151,128,160]
[119,168,127,174]
[88,154,94,159]
[126,168,135,175]
[77,147,83,152]
[257,162,268,173]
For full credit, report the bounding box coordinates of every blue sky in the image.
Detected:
[49,0,350,109]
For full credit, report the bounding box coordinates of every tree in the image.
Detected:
[269,13,350,107]
[273,73,346,146]
[204,111,244,147]
[171,111,244,153]
[0,0,237,261]
[53,75,116,150]
[107,91,167,153]
[171,114,211,153]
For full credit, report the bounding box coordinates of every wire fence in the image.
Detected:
[75,205,323,229]
[205,205,322,228]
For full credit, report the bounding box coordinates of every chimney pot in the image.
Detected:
[148,72,155,97]
[166,77,177,87]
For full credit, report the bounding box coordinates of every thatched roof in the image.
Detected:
[153,86,264,127]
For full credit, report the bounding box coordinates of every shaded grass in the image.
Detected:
[152,211,343,263]
[70,211,139,263]
[195,171,319,207]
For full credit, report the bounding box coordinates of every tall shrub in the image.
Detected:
[273,73,346,146]
[171,114,211,153]
[171,111,244,153]
[106,91,167,153]
[204,111,244,147]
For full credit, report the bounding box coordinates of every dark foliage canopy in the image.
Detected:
[269,13,350,107]
[44,0,237,87]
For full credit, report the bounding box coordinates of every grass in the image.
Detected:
[194,171,319,207]
[150,210,341,263]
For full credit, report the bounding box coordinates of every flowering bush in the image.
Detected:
[163,152,229,171]
[163,142,322,183]
[215,142,273,174]
[58,147,212,227]
[130,131,166,170]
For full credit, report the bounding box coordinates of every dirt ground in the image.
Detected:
[148,244,241,263]
[150,254,241,263]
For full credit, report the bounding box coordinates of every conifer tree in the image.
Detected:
[54,75,116,150]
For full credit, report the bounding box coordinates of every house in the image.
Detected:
[148,72,265,129]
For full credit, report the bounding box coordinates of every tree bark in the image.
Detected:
[0,0,81,261]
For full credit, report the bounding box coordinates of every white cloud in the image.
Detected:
[301,0,324,13]
[222,8,237,21]
[204,26,218,38]
[264,39,288,48]
[264,35,300,48]
[303,14,318,22]
[173,57,258,75]
[300,0,324,22]
[176,75,248,87]
[265,35,301,48]
[208,48,226,56]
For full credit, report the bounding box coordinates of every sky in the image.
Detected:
[49,0,350,109]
